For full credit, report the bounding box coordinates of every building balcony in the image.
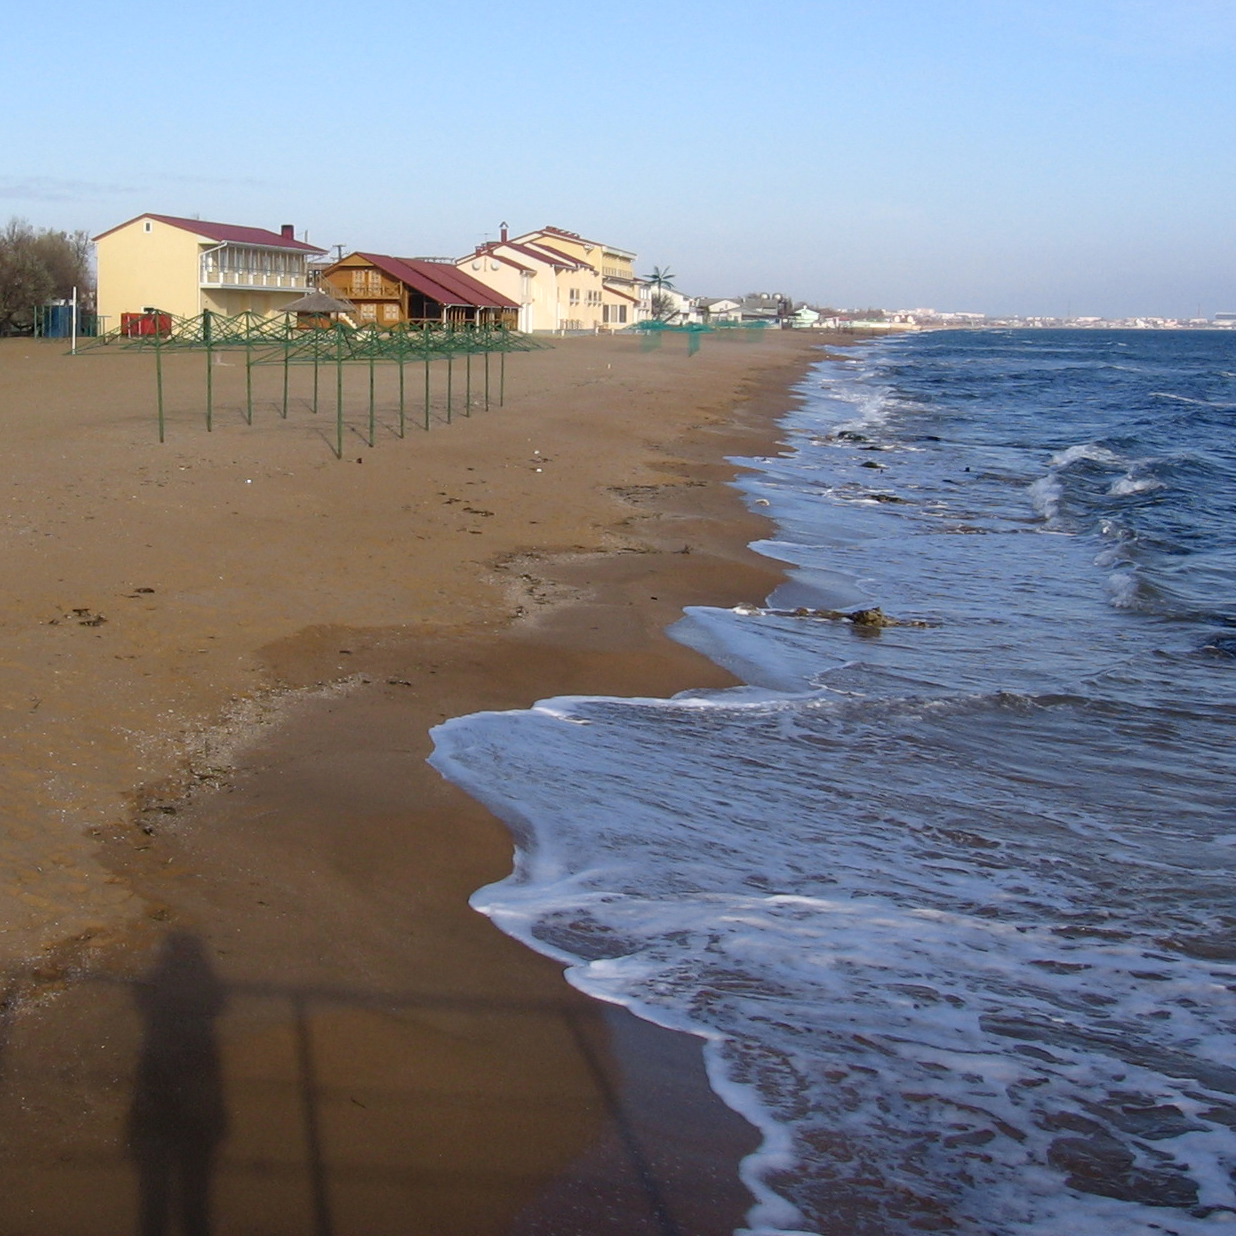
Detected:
[200,272,310,290]
[602,267,634,281]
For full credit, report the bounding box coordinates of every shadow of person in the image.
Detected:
[127,932,228,1236]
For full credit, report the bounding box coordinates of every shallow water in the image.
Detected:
[431,330,1236,1235]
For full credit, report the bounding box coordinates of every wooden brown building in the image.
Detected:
[320,252,518,328]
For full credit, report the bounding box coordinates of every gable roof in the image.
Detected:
[280,290,356,314]
[93,213,326,252]
[353,254,518,309]
[466,245,538,275]
[533,225,635,260]
[494,239,588,271]
[525,241,596,272]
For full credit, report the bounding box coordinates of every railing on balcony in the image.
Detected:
[201,271,311,290]
[341,283,402,300]
[602,266,633,281]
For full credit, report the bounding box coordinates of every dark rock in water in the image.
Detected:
[835,430,867,442]
[1202,634,1236,657]
[777,606,933,630]
[870,492,908,504]
[860,460,885,469]
[848,608,895,628]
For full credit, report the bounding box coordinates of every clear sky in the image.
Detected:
[3,0,1233,318]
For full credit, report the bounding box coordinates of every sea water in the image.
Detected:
[429,330,1236,1235]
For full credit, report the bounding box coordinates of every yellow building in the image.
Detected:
[522,225,640,330]
[456,224,641,333]
[93,213,326,331]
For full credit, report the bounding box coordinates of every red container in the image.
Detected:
[121,311,172,338]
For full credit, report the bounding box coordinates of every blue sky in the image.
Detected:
[3,0,1233,317]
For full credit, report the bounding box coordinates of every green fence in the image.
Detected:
[75,310,548,456]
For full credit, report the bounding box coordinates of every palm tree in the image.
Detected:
[644,265,678,322]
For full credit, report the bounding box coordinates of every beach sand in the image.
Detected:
[0,327,838,1233]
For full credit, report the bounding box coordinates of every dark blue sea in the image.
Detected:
[431,330,1236,1235]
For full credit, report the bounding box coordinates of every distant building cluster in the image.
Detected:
[887,308,1236,330]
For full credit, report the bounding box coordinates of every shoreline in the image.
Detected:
[0,329,849,1233]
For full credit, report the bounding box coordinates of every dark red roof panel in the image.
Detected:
[354,254,518,310]
[526,241,596,271]
[499,240,584,270]
[604,283,640,304]
[93,213,326,252]
[401,258,520,309]
[471,247,537,275]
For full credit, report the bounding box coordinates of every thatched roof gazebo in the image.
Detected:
[281,289,356,329]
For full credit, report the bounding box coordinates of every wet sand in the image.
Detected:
[0,328,841,1233]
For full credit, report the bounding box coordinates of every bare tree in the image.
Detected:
[650,290,679,322]
[0,218,94,335]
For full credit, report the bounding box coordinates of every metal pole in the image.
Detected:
[484,347,490,410]
[367,354,375,447]
[202,309,213,431]
[422,326,432,432]
[154,315,165,443]
[398,354,406,438]
[282,345,290,418]
[70,286,78,355]
[465,349,471,415]
[245,336,254,425]
[336,328,344,459]
[446,349,453,424]
[500,344,506,407]
[312,338,320,413]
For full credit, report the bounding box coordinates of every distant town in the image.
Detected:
[837,309,1236,332]
[649,300,1236,333]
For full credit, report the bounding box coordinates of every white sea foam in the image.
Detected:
[1106,570,1145,608]
[1049,443,1123,468]
[1109,473,1164,496]
[1028,474,1064,521]
[432,681,1236,1235]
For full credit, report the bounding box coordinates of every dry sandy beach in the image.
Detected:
[0,327,843,1234]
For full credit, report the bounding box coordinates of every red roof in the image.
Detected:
[469,245,537,275]
[526,241,596,271]
[93,213,326,253]
[495,239,585,271]
[353,254,518,310]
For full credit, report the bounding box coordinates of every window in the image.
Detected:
[360,303,377,321]
[368,270,382,293]
[143,221,152,233]
[603,305,628,324]
[569,287,580,304]
[382,303,400,322]
[351,270,367,295]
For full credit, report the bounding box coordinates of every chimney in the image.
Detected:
[500,221,508,243]
[281,224,295,239]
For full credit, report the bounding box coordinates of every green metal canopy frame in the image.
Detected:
[630,318,769,355]
[75,310,549,457]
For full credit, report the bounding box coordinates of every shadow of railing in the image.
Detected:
[73,932,688,1236]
